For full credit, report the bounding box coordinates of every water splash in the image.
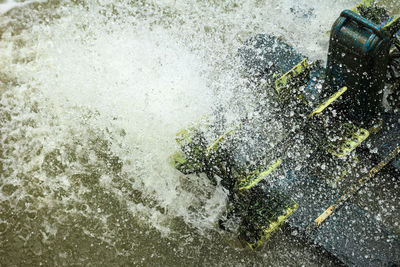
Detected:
[0,0,361,265]
[0,0,47,14]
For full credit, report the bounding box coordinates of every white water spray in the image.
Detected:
[0,0,363,265]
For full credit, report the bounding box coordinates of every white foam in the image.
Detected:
[0,0,359,236]
[0,0,46,14]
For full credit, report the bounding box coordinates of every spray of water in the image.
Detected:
[0,0,363,265]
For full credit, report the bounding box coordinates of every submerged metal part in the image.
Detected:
[171,1,400,264]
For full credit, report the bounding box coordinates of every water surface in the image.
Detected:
[3,0,395,266]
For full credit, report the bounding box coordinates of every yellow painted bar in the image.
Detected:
[170,152,187,165]
[314,205,335,227]
[329,128,369,157]
[238,159,282,190]
[313,146,400,230]
[206,124,241,154]
[384,15,400,29]
[175,115,209,146]
[206,128,236,154]
[351,0,373,12]
[175,128,192,145]
[308,86,348,118]
[275,59,308,95]
[247,203,298,250]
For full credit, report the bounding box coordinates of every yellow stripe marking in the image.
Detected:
[314,205,334,227]
[384,15,400,30]
[238,159,282,190]
[308,86,347,118]
[328,128,369,158]
[275,59,308,95]
[206,128,236,154]
[313,146,400,229]
[247,203,298,250]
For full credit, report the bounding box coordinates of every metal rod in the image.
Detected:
[311,145,400,230]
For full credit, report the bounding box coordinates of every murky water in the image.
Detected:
[1,0,398,266]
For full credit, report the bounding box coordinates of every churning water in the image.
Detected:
[2,0,396,265]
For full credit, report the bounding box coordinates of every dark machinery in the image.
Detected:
[171,1,400,266]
